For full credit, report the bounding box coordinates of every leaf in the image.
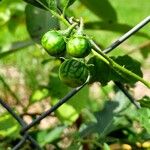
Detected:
[48,74,70,99]
[80,91,133,137]
[30,88,49,104]
[52,98,79,125]
[137,108,150,134]
[24,0,57,11]
[35,126,65,146]
[112,55,143,83]
[23,0,48,10]
[88,56,111,85]
[0,113,20,138]
[46,0,57,11]
[63,0,77,14]
[25,4,60,43]
[85,21,150,39]
[61,0,76,8]
[88,55,143,85]
[80,101,119,137]
[139,96,150,108]
[68,86,94,112]
[103,143,110,150]
[80,0,117,22]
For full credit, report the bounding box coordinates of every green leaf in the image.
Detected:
[137,108,150,134]
[88,56,111,85]
[88,55,143,85]
[66,0,76,7]
[63,0,77,15]
[25,4,59,43]
[111,55,143,83]
[24,0,57,11]
[80,0,117,22]
[23,0,48,9]
[103,143,110,150]
[30,88,49,104]
[35,126,65,146]
[52,98,79,125]
[0,113,20,138]
[80,91,132,137]
[80,101,119,137]
[61,0,76,8]
[68,86,94,112]
[48,74,70,99]
[139,96,150,108]
[46,0,57,11]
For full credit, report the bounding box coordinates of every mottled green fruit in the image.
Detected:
[66,36,91,58]
[59,59,89,87]
[41,30,66,56]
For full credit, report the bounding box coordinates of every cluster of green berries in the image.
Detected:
[41,26,91,88]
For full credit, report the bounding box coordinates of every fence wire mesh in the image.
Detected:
[0,16,150,150]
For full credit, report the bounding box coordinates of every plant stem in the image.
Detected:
[35,0,70,26]
[90,40,150,88]
[60,23,78,36]
[77,17,84,35]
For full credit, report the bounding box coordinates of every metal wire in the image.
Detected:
[0,98,42,150]
[103,16,150,53]
[0,16,149,150]
[13,133,28,150]
[114,82,141,109]
[21,82,87,134]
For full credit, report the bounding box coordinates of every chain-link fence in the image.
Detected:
[0,16,150,150]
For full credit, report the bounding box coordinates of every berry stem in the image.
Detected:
[77,17,84,35]
[61,23,78,37]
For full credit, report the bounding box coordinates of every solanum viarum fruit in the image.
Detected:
[41,30,66,56]
[59,59,89,87]
[66,35,91,58]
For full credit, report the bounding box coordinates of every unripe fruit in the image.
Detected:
[66,36,91,58]
[41,30,66,56]
[59,59,89,87]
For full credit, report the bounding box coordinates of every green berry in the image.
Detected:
[41,30,66,56]
[66,36,91,58]
[59,59,89,87]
